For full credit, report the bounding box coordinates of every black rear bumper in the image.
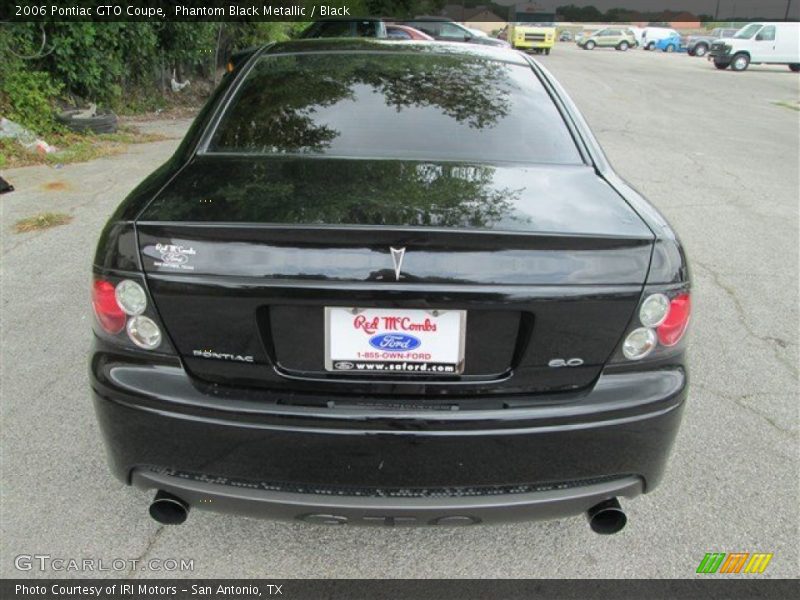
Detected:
[132,469,643,526]
[91,343,687,525]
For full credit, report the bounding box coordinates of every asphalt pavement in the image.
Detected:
[1,43,798,579]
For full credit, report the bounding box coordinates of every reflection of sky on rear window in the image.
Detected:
[285,64,581,164]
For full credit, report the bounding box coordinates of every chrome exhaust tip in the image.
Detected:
[149,490,189,525]
[586,497,627,535]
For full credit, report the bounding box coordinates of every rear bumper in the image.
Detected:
[514,40,554,50]
[91,342,687,524]
[132,468,643,525]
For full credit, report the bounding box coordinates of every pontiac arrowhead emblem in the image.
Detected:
[390,247,406,281]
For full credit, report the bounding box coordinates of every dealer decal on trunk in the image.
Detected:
[153,243,196,270]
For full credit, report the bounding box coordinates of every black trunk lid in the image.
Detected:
[137,157,652,399]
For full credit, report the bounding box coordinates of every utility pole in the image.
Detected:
[786,0,793,20]
[714,0,720,20]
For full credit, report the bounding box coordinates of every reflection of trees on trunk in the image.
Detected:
[313,162,523,229]
[153,158,528,230]
[211,53,513,153]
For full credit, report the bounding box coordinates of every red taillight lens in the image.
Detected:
[657,293,691,346]
[92,279,126,334]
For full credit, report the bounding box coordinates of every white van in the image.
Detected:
[641,26,679,50]
[626,26,644,47]
[708,22,800,71]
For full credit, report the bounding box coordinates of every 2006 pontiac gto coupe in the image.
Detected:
[90,39,690,533]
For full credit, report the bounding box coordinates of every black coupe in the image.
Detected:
[90,39,690,534]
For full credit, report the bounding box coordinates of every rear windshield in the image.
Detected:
[206,52,582,165]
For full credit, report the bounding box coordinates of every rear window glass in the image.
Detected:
[206,52,582,165]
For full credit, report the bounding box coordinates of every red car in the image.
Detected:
[386,24,434,40]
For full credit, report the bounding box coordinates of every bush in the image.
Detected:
[0,17,355,134]
[0,69,62,135]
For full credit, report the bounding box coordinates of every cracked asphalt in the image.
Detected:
[1,44,798,579]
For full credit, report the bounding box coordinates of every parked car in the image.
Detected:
[559,31,573,42]
[641,26,680,50]
[655,33,688,53]
[300,19,387,39]
[90,38,690,532]
[709,22,800,71]
[399,18,510,47]
[465,27,489,38]
[686,27,740,57]
[578,27,637,51]
[386,24,433,40]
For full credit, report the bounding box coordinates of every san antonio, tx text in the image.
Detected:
[16,584,282,596]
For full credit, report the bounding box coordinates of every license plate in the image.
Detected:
[325,307,466,375]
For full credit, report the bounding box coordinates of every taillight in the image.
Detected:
[622,327,657,360]
[126,315,162,350]
[639,293,670,328]
[92,280,126,334]
[657,293,691,346]
[618,290,691,362]
[92,277,164,350]
[115,279,147,315]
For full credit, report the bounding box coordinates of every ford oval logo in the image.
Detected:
[369,333,421,352]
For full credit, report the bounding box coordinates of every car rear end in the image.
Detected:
[90,41,690,531]
[622,29,638,47]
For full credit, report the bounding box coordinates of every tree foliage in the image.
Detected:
[0,25,63,134]
[0,21,299,134]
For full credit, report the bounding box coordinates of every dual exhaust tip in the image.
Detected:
[586,497,627,535]
[149,490,189,525]
[148,490,627,534]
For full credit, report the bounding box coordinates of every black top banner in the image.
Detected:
[2,0,799,22]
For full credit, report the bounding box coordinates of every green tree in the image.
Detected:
[0,21,302,132]
[0,24,62,134]
[556,4,604,21]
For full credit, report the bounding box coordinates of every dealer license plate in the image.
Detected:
[325,307,466,375]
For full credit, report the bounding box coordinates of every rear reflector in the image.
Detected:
[92,279,126,334]
[657,293,691,346]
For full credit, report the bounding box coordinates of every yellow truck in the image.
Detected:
[507,21,556,54]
